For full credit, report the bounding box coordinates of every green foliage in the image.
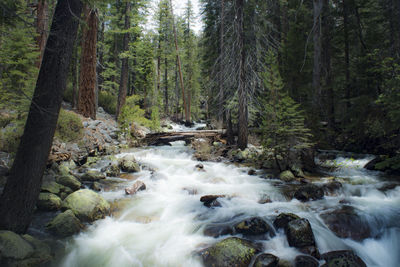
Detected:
[375,155,400,173]
[0,119,25,154]
[150,106,161,131]
[55,109,83,142]
[118,95,151,133]
[98,90,117,115]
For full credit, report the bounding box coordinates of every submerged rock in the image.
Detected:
[294,184,324,202]
[118,155,140,173]
[234,217,275,237]
[294,255,319,267]
[200,195,225,208]
[286,219,316,248]
[47,210,83,238]
[200,237,260,267]
[253,253,279,267]
[203,223,234,238]
[56,174,81,191]
[37,192,62,211]
[125,181,146,195]
[321,250,366,267]
[81,170,106,181]
[322,181,342,195]
[62,189,110,222]
[273,213,300,229]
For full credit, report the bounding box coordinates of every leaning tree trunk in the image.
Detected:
[116,1,131,118]
[237,0,248,150]
[0,0,82,234]
[36,0,48,68]
[78,6,98,120]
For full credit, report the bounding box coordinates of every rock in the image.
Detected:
[322,181,342,195]
[118,155,140,173]
[91,181,102,192]
[46,210,83,238]
[195,163,205,170]
[364,157,381,171]
[56,174,81,191]
[0,230,34,260]
[182,187,198,195]
[203,223,234,238]
[273,213,300,229]
[286,219,316,248]
[280,170,296,182]
[248,169,257,175]
[294,184,324,202]
[81,170,106,181]
[278,259,293,267]
[200,237,260,267]
[41,181,64,195]
[253,253,279,267]
[200,195,225,208]
[37,193,62,211]
[294,255,319,267]
[102,163,120,177]
[299,246,320,259]
[234,217,275,237]
[321,250,366,267]
[62,189,110,222]
[125,181,146,195]
[291,165,305,178]
[21,234,52,265]
[320,206,371,241]
[258,196,272,204]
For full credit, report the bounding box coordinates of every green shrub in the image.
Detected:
[99,91,117,115]
[119,95,151,134]
[55,109,83,142]
[150,106,161,131]
[0,119,25,154]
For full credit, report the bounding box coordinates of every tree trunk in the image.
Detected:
[237,0,248,150]
[98,21,105,92]
[36,0,48,68]
[0,0,82,234]
[164,57,169,114]
[312,0,323,115]
[78,6,98,120]
[116,1,131,118]
[343,0,351,113]
[218,0,225,127]
[71,38,79,109]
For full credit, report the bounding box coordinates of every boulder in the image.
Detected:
[41,181,64,195]
[203,223,234,238]
[47,210,83,238]
[248,169,256,176]
[321,250,366,267]
[56,174,81,191]
[279,170,296,182]
[81,170,106,181]
[200,195,225,208]
[234,217,275,237]
[200,237,260,267]
[62,189,110,222]
[320,206,371,241]
[21,234,52,265]
[294,255,319,267]
[0,231,34,260]
[286,219,316,248]
[291,165,305,178]
[294,184,324,202]
[125,181,146,195]
[273,213,300,229]
[102,163,120,177]
[253,253,279,267]
[37,193,62,211]
[91,181,102,192]
[322,181,342,195]
[118,155,140,173]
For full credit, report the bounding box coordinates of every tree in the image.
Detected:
[312,0,323,118]
[78,5,98,119]
[36,0,49,68]
[0,0,83,233]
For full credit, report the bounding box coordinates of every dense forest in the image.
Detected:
[0,0,400,266]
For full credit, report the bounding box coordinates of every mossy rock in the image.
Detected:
[234,217,275,237]
[62,189,110,222]
[321,250,366,267]
[253,253,279,267]
[47,210,83,238]
[118,155,140,173]
[200,237,260,267]
[56,174,81,191]
[102,163,120,177]
[37,193,62,211]
[41,181,64,195]
[55,109,83,142]
[286,219,316,248]
[21,234,52,264]
[280,170,296,182]
[81,170,106,182]
[273,213,301,229]
[0,231,34,260]
[294,184,324,202]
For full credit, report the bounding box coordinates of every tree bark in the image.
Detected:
[343,0,351,113]
[78,6,98,120]
[218,0,225,127]
[71,38,79,109]
[164,57,169,114]
[36,0,48,68]
[116,1,131,118]
[0,0,82,234]
[312,0,323,115]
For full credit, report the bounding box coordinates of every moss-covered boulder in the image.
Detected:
[41,181,64,195]
[102,163,120,177]
[280,170,296,182]
[118,155,140,173]
[20,234,52,265]
[286,219,316,248]
[273,213,300,229]
[56,174,81,191]
[47,210,83,238]
[37,193,62,211]
[321,250,366,267]
[253,253,279,267]
[295,255,319,267]
[200,237,260,267]
[294,184,324,202]
[62,189,110,222]
[234,217,275,237]
[81,170,106,182]
[0,231,34,260]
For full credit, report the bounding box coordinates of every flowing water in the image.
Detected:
[57,142,400,267]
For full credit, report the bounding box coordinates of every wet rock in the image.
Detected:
[294,255,319,267]
[200,237,260,267]
[0,230,34,260]
[291,165,305,178]
[56,174,81,191]
[203,223,234,238]
[62,189,110,222]
[47,210,83,238]
[364,157,381,171]
[286,219,316,248]
[234,217,275,237]
[253,253,279,267]
[294,184,324,202]
[200,195,225,208]
[41,181,64,195]
[37,193,62,211]
[278,259,293,267]
[81,170,106,181]
[20,234,52,266]
[322,181,342,195]
[248,169,257,176]
[195,163,204,170]
[102,163,120,177]
[258,196,272,204]
[183,187,198,195]
[151,172,168,180]
[91,181,102,192]
[299,246,320,259]
[378,183,398,192]
[320,206,371,241]
[125,181,146,195]
[118,155,140,173]
[321,250,366,267]
[279,170,296,182]
[273,213,300,229]
[120,173,139,180]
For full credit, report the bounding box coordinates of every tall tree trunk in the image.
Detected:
[98,21,105,92]
[71,38,79,109]
[157,36,161,98]
[312,0,323,116]
[343,0,351,113]
[0,0,82,234]
[164,57,169,114]
[218,0,225,127]
[237,0,247,150]
[36,0,48,68]
[116,1,131,118]
[78,6,98,120]
[175,56,180,119]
